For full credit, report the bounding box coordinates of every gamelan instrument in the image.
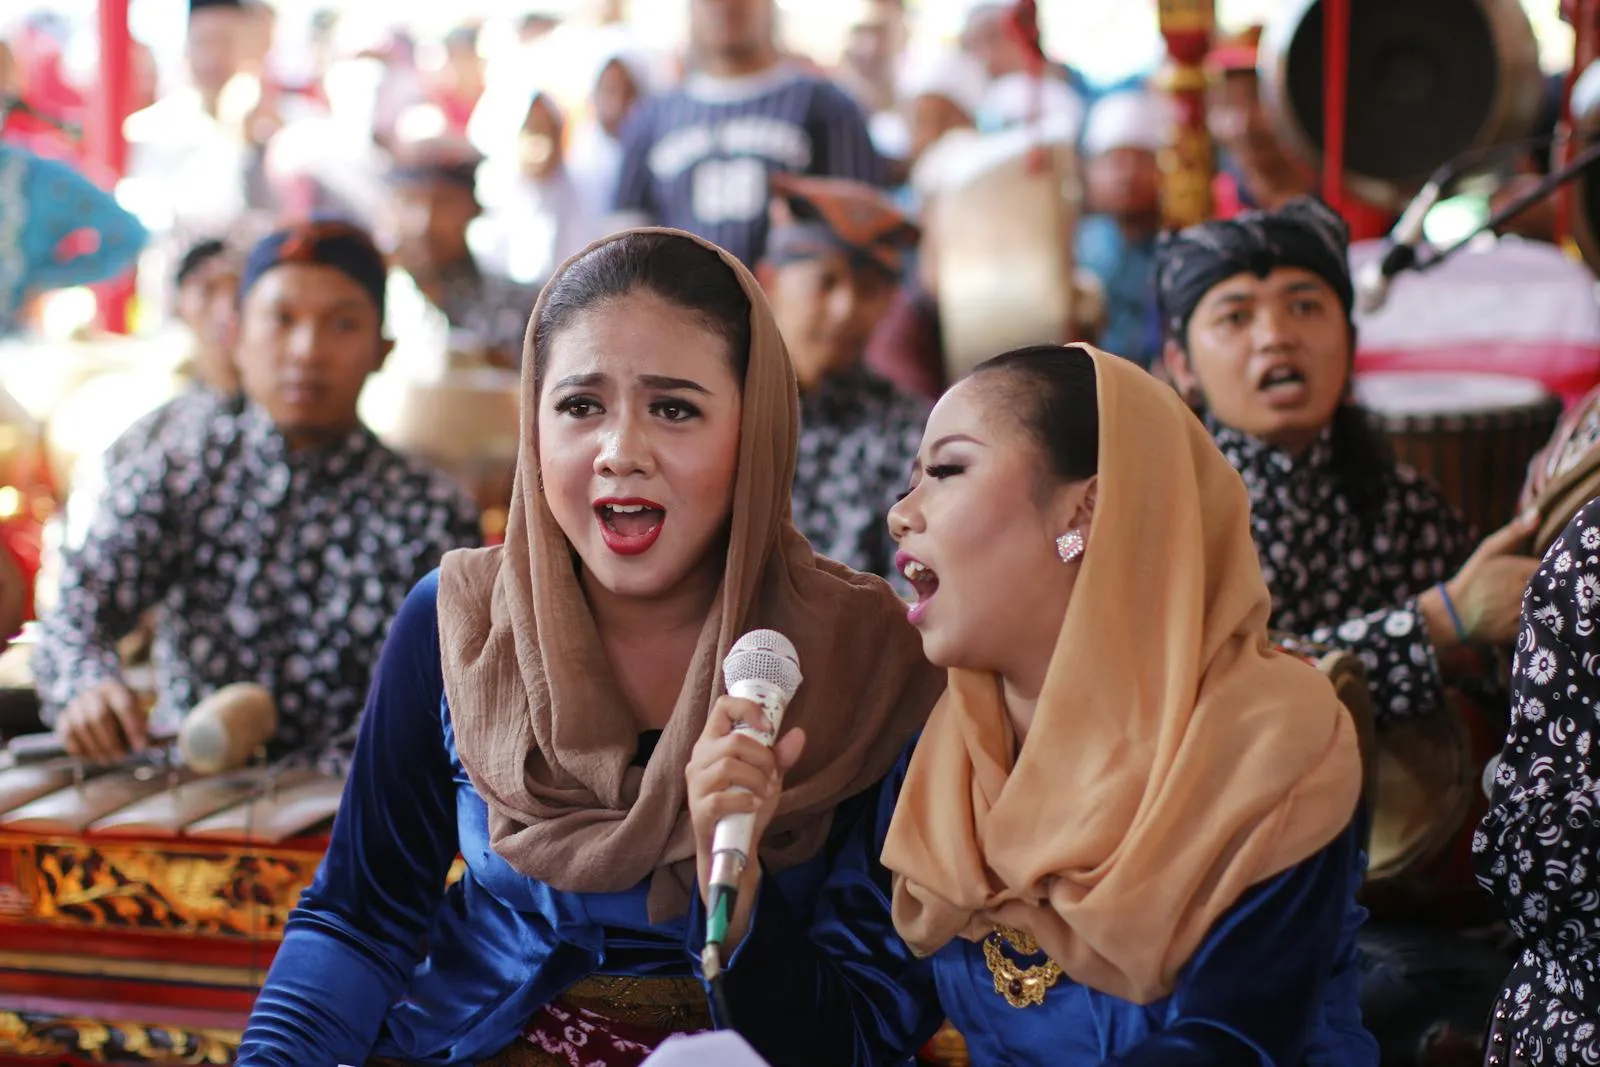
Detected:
[0,754,344,1065]
[1359,686,1507,926]
[1521,379,1600,555]
[1257,0,1544,213]
[359,366,520,543]
[1353,371,1563,537]
[923,126,1084,384]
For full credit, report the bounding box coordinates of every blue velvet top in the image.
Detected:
[239,572,1376,1066]
[236,571,944,1067]
[932,823,1378,1066]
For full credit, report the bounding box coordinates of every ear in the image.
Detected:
[1162,337,1202,409]
[1054,474,1098,537]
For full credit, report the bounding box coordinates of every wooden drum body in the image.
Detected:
[1360,688,1506,927]
[1354,371,1562,536]
[926,133,1083,383]
[0,760,343,1065]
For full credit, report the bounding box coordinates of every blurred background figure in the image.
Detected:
[610,0,885,267]
[1204,26,1314,218]
[1075,89,1168,369]
[475,91,600,287]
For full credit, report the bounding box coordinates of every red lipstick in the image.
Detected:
[594,496,667,556]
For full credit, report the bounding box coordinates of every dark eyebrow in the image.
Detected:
[1281,280,1329,297]
[271,297,369,315]
[929,433,982,451]
[1209,291,1254,308]
[638,374,710,395]
[551,373,605,391]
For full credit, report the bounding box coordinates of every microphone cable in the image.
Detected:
[700,877,738,1030]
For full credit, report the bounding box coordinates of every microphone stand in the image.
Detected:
[1411,136,1600,276]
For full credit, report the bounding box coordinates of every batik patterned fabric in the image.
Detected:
[427,257,543,363]
[1476,497,1600,1067]
[1212,419,1473,722]
[764,172,919,278]
[1153,195,1354,340]
[31,402,480,765]
[793,365,927,596]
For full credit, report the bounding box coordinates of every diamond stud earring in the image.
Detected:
[1055,528,1085,563]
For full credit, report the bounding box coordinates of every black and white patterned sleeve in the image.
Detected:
[1473,498,1600,961]
[1304,472,1473,723]
[30,443,185,722]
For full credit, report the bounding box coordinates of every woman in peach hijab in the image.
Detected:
[876,343,1374,1062]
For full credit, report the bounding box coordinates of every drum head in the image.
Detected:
[1354,371,1557,423]
[1366,700,1476,885]
[932,144,1080,382]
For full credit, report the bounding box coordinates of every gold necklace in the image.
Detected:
[981,925,1063,1008]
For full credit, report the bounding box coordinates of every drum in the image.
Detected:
[1361,686,1506,927]
[0,758,343,1064]
[924,129,1083,382]
[1519,380,1600,556]
[360,367,521,543]
[1353,371,1562,536]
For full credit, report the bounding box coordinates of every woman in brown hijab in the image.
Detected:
[875,344,1374,1062]
[238,229,944,1067]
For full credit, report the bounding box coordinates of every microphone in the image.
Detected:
[178,683,278,774]
[702,630,803,978]
[1355,178,1444,315]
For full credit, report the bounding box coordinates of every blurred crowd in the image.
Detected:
[0,1,1338,373]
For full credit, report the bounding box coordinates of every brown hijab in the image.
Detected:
[438,228,943,920]
[880,347,1363,1004]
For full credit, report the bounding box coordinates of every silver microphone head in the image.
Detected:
[1354,258,1390,316]
[723,629,803,700]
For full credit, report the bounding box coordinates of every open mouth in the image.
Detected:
[1256,364,1310,406]
[595,498,666,556]
[897,552,940,623]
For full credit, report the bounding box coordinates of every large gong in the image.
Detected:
[1258,0,1544,210]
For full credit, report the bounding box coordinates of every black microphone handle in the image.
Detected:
[1416,136,1600,277]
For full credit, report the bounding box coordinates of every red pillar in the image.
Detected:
[88,0,134,333]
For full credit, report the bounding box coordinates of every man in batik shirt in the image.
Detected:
[756,173,925,593]
[386,139,542,366]
[1154,196,1540,1065]
[33,221,480,768]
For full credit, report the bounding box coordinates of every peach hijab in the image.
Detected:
[437,229,943,920]
[880,346,1363,1004]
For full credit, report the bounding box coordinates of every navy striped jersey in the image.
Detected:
[612,64,886,267]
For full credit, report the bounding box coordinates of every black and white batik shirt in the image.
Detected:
[1212,420,1473,723]
[1475,498,1600,1065]
[793,364,927,597]
[32,401,480,762]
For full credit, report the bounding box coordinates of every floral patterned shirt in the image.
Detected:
[1211,419,1474,722]
[1474,497,1600,1064]
[31,401,480,762]
[794,365,927,597]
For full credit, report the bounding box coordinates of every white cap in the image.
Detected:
[1082,90,1173,157]
[979,72,1086,139]
[899,49,989,120]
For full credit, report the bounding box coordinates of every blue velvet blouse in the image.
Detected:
[238,571,1377,1066]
